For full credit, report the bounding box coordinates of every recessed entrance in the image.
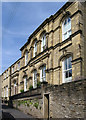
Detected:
[43,93,49,119]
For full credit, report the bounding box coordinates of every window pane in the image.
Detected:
[68,57,72,69]
[65,71,68,78]
[44,35,46,46]
[68,30,71,37]
[64,59,67,70]
[43,66,46,77]
[64,19,67,25]
[42,33,46,50]
[34,71,37,80]
[35,41,37,52]
[68,18,71,23]
[69,69,72,77]
[62,17,71,41]
[64,32,67,40]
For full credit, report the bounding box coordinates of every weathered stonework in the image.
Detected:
[11,79,86,118]
[1,2,86,118]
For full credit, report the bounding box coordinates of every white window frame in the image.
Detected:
[41,33,46,52]
[40,66,46,82]
[62,17,71,41]
[24,77,27,92]
[25,51,28,66]
[33,41,37,57]
[62,57,72,83]
[33,70,37,89]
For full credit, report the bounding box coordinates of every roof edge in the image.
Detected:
[20,1,73,51]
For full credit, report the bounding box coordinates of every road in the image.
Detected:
[2,103,36,120]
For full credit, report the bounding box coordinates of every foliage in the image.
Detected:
[29,85,33,91]
[18,101,21,106]
[27,103,29,107]
[16,99,40,110]
[37,81,41,87]
[28,100,33,105]
[20,89,24,93]
[33,102,39,109]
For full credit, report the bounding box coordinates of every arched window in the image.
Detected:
[40,65,46,82]
[62,57,72,83]
[33,70,37,88]
[41,32,46,52]
[62,17,71,41]
[25,51,28,66]
[33,40,37,57]
[24,77,27,92]
[14,82,17,95]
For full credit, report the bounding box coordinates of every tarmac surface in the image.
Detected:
[2,103,36,120]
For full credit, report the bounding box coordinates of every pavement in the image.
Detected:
[1,103,37,120]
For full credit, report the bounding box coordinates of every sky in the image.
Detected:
[2,2,66,74]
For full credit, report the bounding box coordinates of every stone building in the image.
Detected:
[1,1,86,102]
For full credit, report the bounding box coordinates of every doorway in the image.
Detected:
[43,94,49,119]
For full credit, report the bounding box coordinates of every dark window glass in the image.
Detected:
[69,70,72,77]
[65,71,68,78]
[68,18,71,23]
[64,19,67,25]
[64,59,67,70]
[68,57,72,69]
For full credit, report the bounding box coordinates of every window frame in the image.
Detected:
[14,82,17,95]
[62,57,72,83]
[25,51,28,66]
[40,66,46,82]
[41,33,46,52]
[33,70,37,89]
[62,17,71,41]
[33,40,37,57]
[24,77,27,92]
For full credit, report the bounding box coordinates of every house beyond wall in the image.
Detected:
[1,1,86,103]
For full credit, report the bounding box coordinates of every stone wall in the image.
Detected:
[11,79,86,119]
[13,97,43,118]
[45,79,86,118]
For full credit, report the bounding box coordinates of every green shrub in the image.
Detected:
[18,101,21,106]
[27,103,29,107]
[27,100,33,105]
[20,89,24,93]
[34,102,39,109]
[37,81,41,87]
[29,85,33,91]
[29,101,33,105]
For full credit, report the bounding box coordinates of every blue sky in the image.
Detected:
[2,2,65,74]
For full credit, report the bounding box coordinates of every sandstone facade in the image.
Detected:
[1,1,86,102]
